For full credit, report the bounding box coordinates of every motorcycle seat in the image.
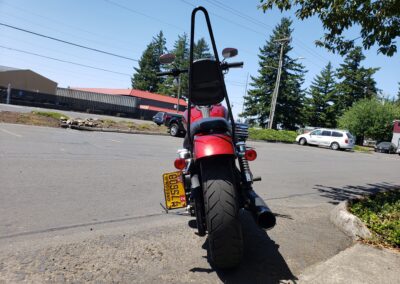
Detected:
[190,117,231,139]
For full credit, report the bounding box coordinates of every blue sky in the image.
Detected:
[1,0,399,117]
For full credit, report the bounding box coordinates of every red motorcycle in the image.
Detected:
[159,6,276,269]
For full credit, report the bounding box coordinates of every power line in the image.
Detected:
[0,45,132,77]
[201,0,327,68]
[0,22,138,62]
[103,0,186,33]
[1,10,137,57]
[1,1,139,51]
[0,45,244,89]
[199,0,382,97]
[205,0,275,30]
[1,2,380,97]
[179,0,267,37]
[178,0,327,73]
[1,33,130,70]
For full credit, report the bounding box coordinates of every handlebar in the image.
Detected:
[221,61,244,70]
[156,68,188,77]
[156,61,243,77]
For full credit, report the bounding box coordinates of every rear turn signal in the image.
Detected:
[174,158,186,170]
[245,149,257,161]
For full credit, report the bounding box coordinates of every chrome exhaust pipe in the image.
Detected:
[245,190,276,229]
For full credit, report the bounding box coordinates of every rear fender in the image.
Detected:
[193,134,235,160]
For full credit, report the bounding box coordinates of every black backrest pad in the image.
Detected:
[191,59,225,106]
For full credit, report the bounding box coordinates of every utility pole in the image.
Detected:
[241,72,249,115]
[176,74,182,113]
[6,83,11,104]
[268,37,290,129]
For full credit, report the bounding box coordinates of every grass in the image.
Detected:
[349,190,400,249]
[102,119,118,127]
[353,145,374,153]
[31,111,69,120]
[249,128,297,143]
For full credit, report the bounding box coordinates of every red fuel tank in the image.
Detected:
[183,104,228,128]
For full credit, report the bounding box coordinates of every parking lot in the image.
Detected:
[0,123,399,282]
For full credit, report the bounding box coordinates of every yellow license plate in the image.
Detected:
[162,171,187,210]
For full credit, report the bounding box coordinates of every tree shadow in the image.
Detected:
[314,181,400,205]
[189,211,297,284]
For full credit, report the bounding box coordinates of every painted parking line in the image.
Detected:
[0,128,22,137]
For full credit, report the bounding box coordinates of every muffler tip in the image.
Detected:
[257,209,276,230]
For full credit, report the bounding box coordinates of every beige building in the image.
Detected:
[0,66,57,95]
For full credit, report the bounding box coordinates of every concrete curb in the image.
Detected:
[330,200,372,240]
[65,124,170,136]
[297,243,400,284]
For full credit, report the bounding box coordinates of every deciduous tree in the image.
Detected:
[260,0,400,56]
[338,98,400,144]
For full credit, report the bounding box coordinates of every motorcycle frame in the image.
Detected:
[187,7,236,150]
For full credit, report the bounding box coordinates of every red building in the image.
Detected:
[73,88,187,120]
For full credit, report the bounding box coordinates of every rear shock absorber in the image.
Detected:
[236,142,252,183]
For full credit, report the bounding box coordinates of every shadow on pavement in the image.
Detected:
[190,211,297,284]
[315,181,400,205]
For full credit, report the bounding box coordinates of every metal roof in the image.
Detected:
[0,65,22,72]
[73,88,187,106]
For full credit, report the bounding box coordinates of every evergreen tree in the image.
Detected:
[305,62,338,128]
[158,36,211,99]
[335,47,379,113]
[158,33,189,99]
[131,31,167,92]
[193,38,212,60]
[241,18,306,129]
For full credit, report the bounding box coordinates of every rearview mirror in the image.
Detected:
[159,53,175,64]
[222,48,238,59]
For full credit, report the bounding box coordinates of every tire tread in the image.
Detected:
[201,157,243,269]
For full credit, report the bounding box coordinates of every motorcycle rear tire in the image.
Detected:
[200,156,243,269]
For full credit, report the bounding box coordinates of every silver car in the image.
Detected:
[296,129,355,150]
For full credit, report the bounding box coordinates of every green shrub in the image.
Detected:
[249,128,297,143]
[350,190,400,248]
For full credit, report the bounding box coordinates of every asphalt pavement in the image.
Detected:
[0,123,399,283]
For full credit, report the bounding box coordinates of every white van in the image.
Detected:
[296,129,355,150]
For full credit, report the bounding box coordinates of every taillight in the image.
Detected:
[245,149,257,161]
[345,139,349,144]
[174,158,186,170]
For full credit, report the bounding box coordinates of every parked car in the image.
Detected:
[152,111,186,137]
[152,112,166,126]
[374,142,397,154]
[296,129,355,150]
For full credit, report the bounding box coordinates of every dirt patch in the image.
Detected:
[0,111,168,134]
[98,119,167,132]
[0,111,60,127]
